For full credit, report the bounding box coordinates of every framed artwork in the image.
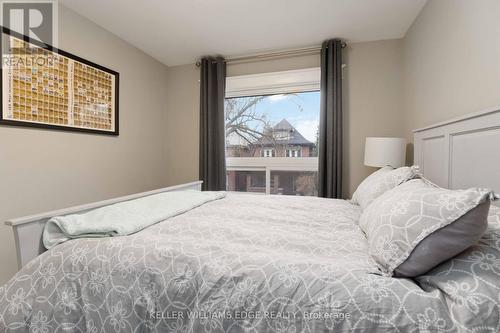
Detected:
[0,27,119,135]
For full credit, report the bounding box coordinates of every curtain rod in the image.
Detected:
[196,42,347,67]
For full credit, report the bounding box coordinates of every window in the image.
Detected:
[275,131,290,141]
[263,148,275,157]
[226,170,266,193]
[225,68,320,196]
[286,149,301,158]
[270,171,317,196]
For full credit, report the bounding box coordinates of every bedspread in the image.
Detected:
[1,194,499,332]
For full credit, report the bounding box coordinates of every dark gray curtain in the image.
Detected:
[318,39,343,198]
[199,57,226,191]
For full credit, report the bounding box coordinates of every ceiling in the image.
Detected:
[60,0,427,67]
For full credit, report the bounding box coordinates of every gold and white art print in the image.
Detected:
[1,29,119,135]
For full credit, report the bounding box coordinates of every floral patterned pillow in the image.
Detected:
[351,166,418,210]
[360,179,498,277]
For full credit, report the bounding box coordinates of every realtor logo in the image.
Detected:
[1,0,58,47]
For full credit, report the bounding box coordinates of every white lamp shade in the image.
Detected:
[364,137,407,168]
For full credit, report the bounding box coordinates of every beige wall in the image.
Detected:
[0,6,170,284]
[164,64,200,185]
[403,0,500,140]
[344,39,405,196]
[163,40,405,197]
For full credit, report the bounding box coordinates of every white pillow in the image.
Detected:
[351,166,417,210]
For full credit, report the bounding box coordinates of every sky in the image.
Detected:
[227,91,320,143]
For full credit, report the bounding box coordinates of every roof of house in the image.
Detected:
[254,118,314,146]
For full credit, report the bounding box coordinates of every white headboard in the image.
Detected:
[413,107,500,195]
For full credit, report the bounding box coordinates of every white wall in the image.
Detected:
[0,5,170,284]
[403,0,500,141]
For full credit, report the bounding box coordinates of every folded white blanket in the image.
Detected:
[43,190,226,249]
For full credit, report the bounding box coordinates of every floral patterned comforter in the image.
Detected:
[1,194,499,332]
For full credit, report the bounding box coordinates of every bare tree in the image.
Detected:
[225,94,304,156]
[312,125,319,157]
[295,173,318,196]
[225,96,274,155]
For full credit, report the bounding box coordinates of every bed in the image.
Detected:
[1,108,500,332]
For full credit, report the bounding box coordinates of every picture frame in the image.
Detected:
[0,27,119,135]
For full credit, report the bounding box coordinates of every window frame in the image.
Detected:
[225,68,320,195]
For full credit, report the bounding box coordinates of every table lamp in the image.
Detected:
[364,137,406,168]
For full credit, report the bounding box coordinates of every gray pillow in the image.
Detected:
[394,201,490,277]
[351,166,418,210]
[359,179,498,277]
